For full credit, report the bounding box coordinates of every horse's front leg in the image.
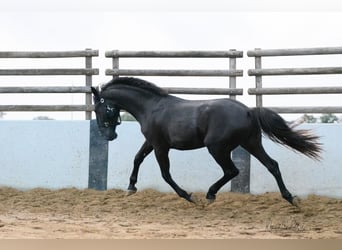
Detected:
[154,147,195,203]
[127,140,153,195]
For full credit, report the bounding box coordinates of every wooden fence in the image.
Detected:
[2,47,342,119]
[0,49,99,119]
[105,50,244,98]
[247,47,342,113]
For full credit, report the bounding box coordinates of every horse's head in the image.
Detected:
[91,86,121,141]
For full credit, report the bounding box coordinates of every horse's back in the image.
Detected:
[196,99,254,146]
[197,98,251,126]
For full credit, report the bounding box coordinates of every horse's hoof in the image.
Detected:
[126,189,137,196]
[206,193,216,203]
[292,196,301,207]
[187,193,198,204]
[206,198,216,205]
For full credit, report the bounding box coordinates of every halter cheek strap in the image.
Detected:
[101,98,121,126]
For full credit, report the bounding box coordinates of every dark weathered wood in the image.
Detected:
[105,50,243,58]
[111,50,120,80]
[248,87,342,95]
[0,50,99,58]
[164,87,243,95]
[248,47,342,114]
[106,69,243,77]
[268,106,342,114]
[229,49,237,99]
[248,67,342,76]
[85,48,93,120]
[0,49,98,118]
[0,69,99,76]
[247,47,342,57]
[0,86,91,93]
[254,49,263,107]
[0,105,94,112]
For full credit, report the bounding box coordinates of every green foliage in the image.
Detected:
[120,112,136,121]
[303,114,317,123]
[303,113,339,123]
[320,113,338,123]
[33,116,54,120]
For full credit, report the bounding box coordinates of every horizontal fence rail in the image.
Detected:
[0,49,99,119]
[0,69,98,76]
[106,69,243,77]
[247,46,342,57]
[0,50,99,58]
[164,87,243,95]
[0,86,91,93]
[105,50,244,98]
[248,67,342,76]
[267,106,342,114]
[0,105,94,112]
[105,50,243,58]
[247,47,342,113]
[0,86,244,96]
[248,86,342,95]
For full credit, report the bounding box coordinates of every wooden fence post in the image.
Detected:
[85,48,93,120]
[111,50,119,79]
[229,49,237,100]
[255,48,263,107]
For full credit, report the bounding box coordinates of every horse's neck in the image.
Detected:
[105,88,161,122]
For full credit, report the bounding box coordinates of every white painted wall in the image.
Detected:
[251,124,342,198]
[0,121,341,198]
[0,121,89,189]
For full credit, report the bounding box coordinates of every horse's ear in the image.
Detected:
[91,87,100,102]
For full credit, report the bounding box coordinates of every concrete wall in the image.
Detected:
[0,121,341,198]
[0,121,89,189]
[251,124,342,198]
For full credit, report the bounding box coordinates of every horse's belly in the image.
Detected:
[168,132,204,150]
[171,141,205,150]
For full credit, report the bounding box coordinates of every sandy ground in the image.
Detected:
[0,187,341,239]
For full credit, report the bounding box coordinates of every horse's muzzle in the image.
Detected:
[107,131,118,141]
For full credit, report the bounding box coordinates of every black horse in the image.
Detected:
[91,77,322,206]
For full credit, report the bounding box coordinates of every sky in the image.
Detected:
[1,0,342,120]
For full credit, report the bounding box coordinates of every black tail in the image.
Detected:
[252,107,322,160]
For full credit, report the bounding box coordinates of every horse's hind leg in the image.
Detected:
[242,140,298,206]
[127,140,153,195]
[206,145,239,202]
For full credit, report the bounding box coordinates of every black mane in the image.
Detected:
[101,77,168,96]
